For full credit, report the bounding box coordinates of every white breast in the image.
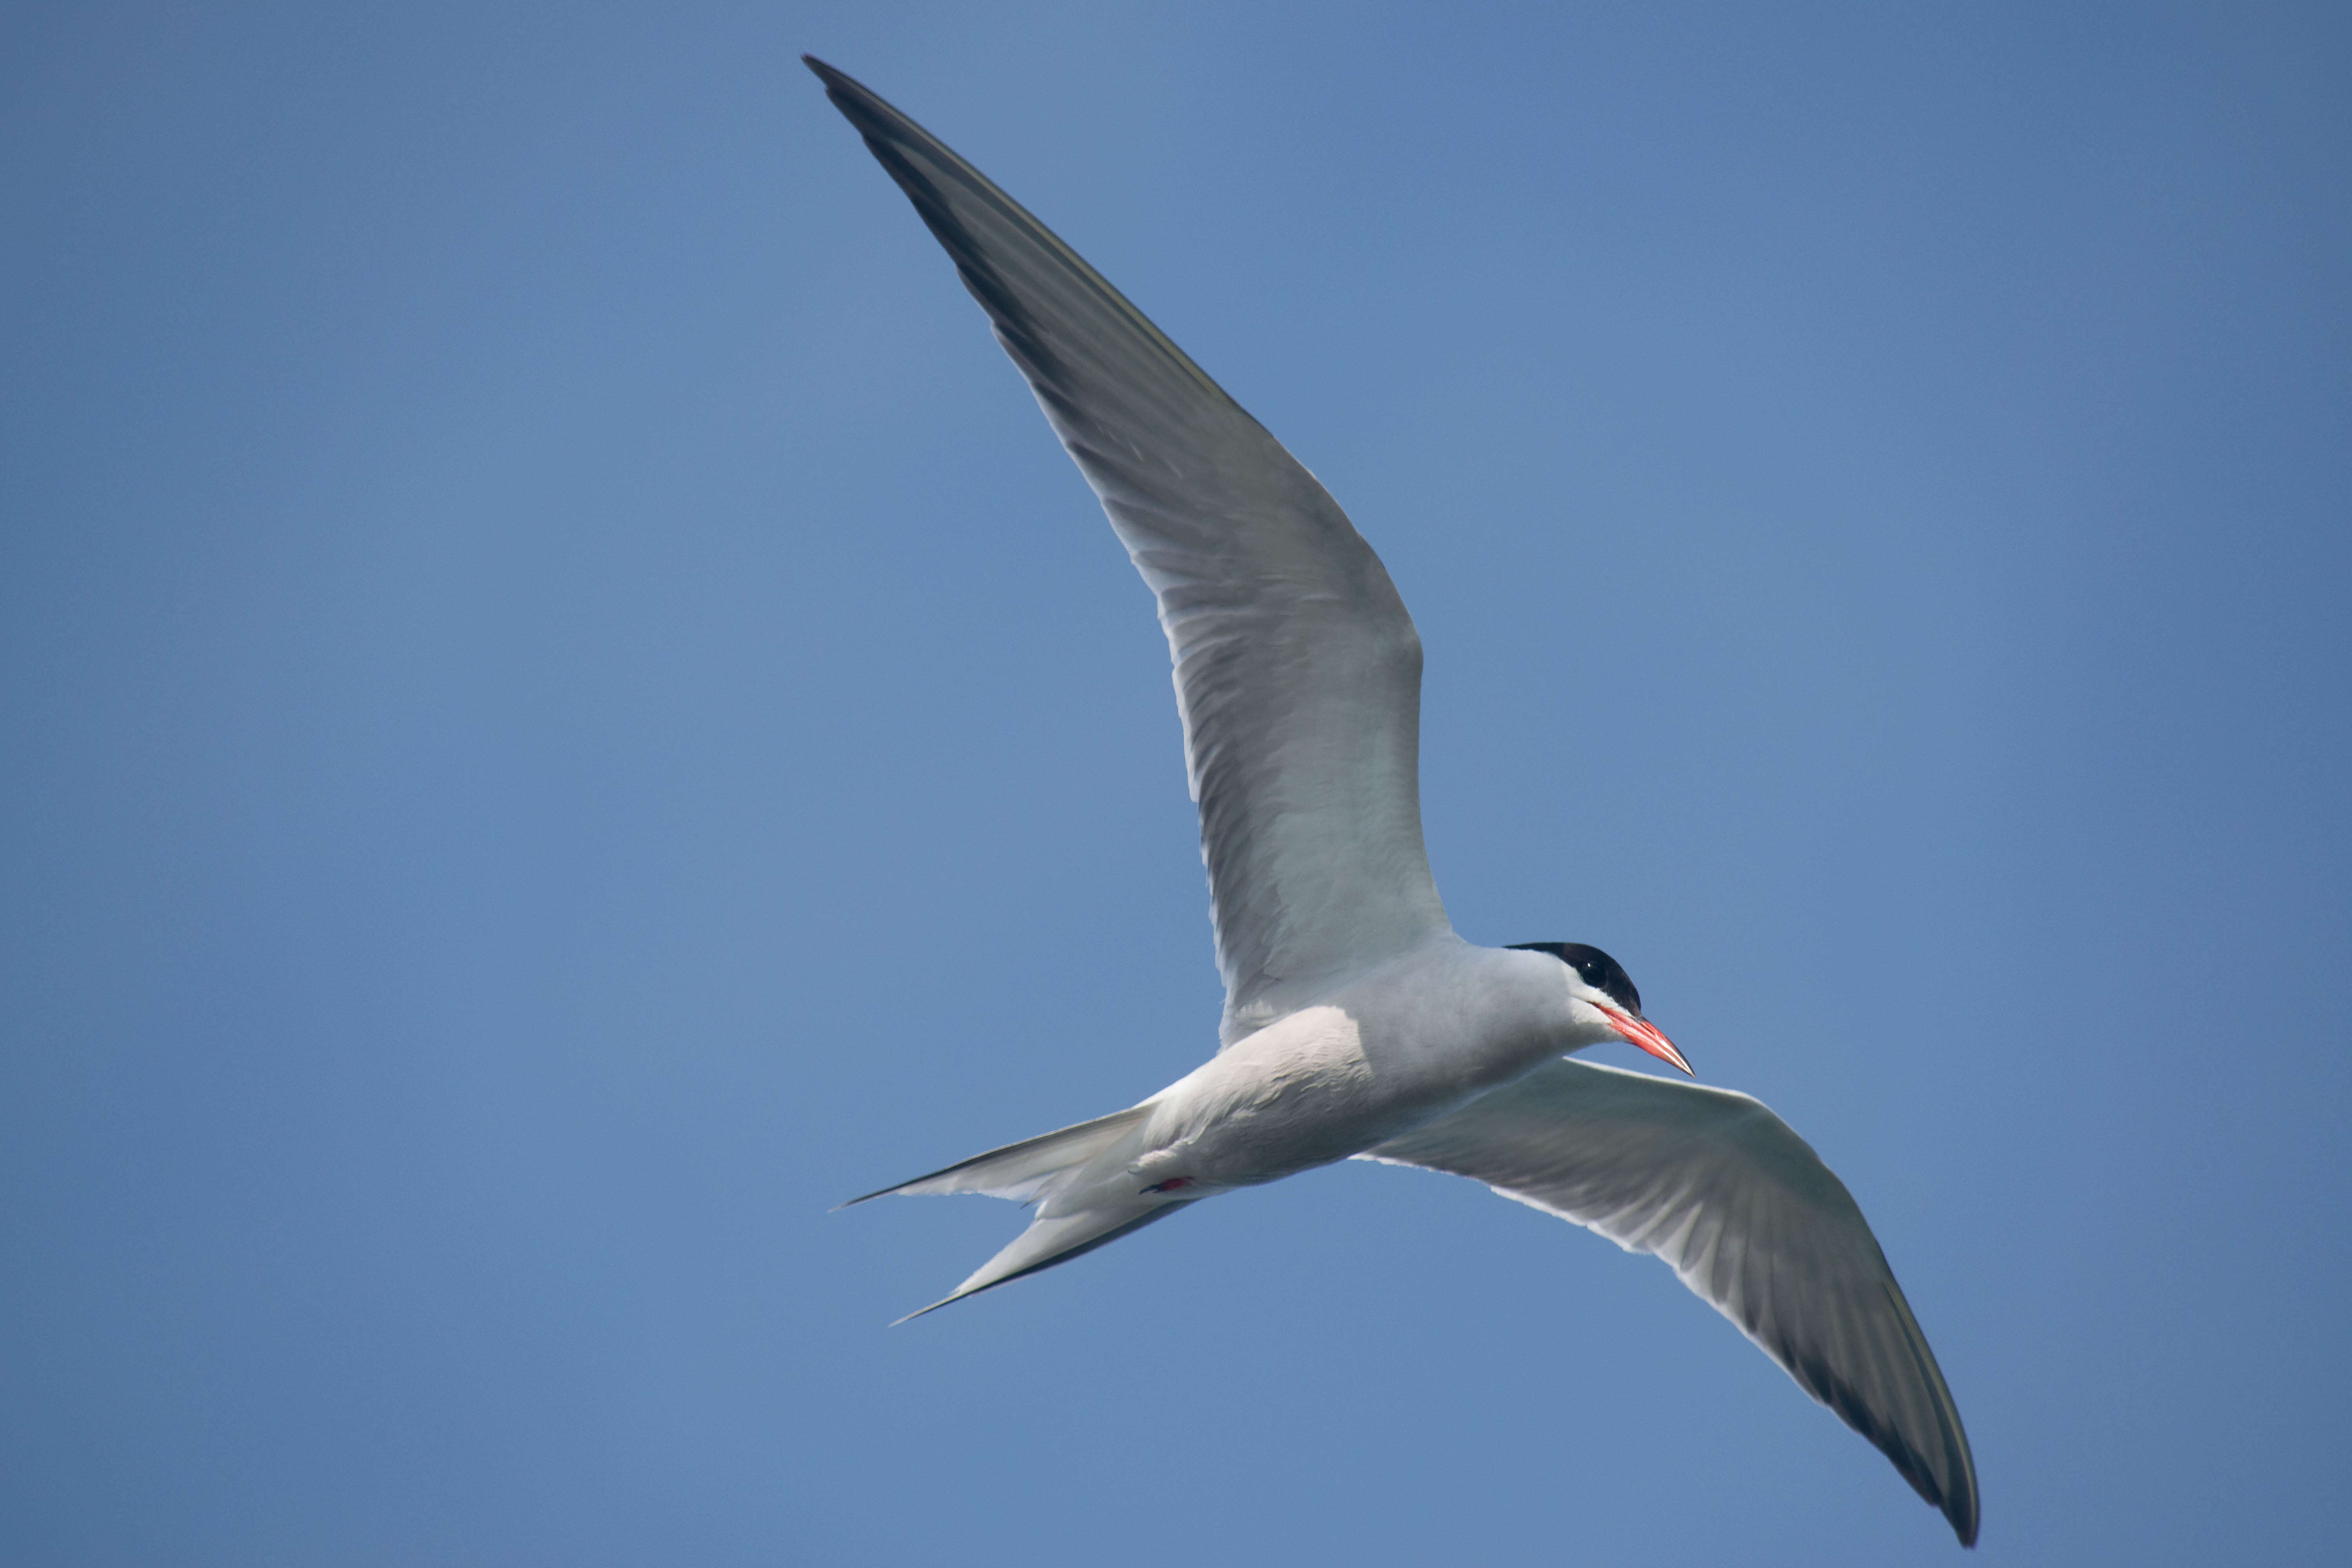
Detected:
[1134,942,1581,1187]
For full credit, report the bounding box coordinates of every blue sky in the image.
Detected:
[4,4,2347,1563]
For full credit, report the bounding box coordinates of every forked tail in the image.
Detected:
[837,1105,1153,1207]
[841,1104,1193,1321]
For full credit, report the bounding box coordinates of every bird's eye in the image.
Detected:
[1567,947,1641,1014]
[1507,940,1644,1016]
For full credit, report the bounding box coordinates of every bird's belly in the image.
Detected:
[1135,1001,1545,1190]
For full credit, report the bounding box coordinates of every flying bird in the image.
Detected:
[809,57,1979,1547]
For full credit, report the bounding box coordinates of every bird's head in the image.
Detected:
[1507,941,1693,1076]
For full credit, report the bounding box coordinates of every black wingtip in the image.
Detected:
[830,1176,918,1212]
[799,55,898,140]
[801,54,854,93]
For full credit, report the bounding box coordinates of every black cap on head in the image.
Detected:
[1507,942,1643,1017]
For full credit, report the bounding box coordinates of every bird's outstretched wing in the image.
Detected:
[808,58,1451,1045]
[1362,1058,1980,1546]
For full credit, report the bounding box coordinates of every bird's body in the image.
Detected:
[1136,939,1601,1194]
[809,56,1980,1547]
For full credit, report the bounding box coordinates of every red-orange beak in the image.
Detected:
[1602,1004,1693,1077]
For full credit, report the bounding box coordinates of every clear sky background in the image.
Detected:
[4,4,2347,1563]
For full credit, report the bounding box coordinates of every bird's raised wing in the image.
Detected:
[809,59,1450,1045]
[1362,1058,1980,1546]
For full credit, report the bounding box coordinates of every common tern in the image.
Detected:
[810,56,1978,1546]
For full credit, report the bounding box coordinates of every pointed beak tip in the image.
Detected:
[1612,1009,1695,1078]
[1646,1040,1696,1078]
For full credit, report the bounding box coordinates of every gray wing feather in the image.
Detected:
[1364,1058,1980,1546]
[809,59,1450,1044]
